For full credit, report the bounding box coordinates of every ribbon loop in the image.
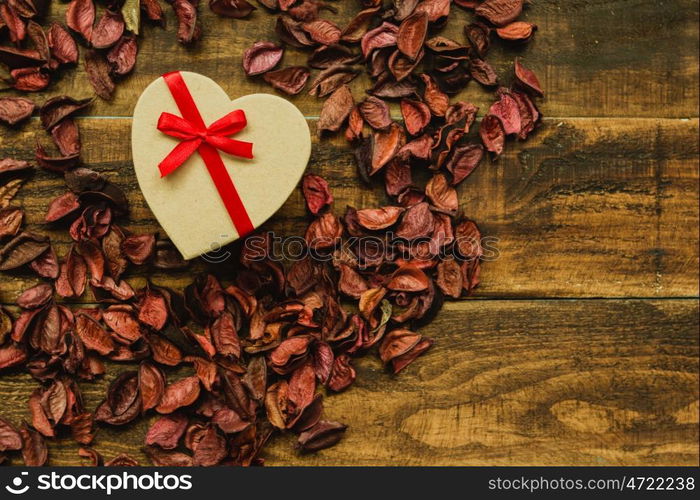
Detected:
[157,71,255,238]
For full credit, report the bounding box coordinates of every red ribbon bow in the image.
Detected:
[157,71,255,237]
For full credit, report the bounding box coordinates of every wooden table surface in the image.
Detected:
[0,1,698,466]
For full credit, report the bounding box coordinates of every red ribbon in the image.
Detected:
[158,71,255,237]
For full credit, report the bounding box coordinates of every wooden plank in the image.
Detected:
[0,0,697,118]
[0,298,696,466]
[1,117,697,300]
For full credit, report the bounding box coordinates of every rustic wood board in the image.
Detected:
[1,117,698,300]
[0,0,698,467]
[0,1,698,118]
[0,299,697,466]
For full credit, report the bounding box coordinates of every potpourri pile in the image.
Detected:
[0,0,543,466]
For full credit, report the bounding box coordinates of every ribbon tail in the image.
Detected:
[198,143,254,237]
[159,139,202,177]
[205,136,254,159]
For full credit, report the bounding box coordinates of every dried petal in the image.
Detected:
[479,114,506,156]
[0,97,34,126]
[263,66,309,95]
[242,41,283,76]
[302,174,333,215]
[475,0,523,27]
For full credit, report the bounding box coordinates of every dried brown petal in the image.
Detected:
[297,420,346,452]
[341,6,381,43]
[436,258,463,298]
[55,246,87,298]
[193,425,227,466]
[356,206,404,230]
[358,97,392,131]
[20,424,48,466]
[91,10,125,49]
[0,417,22,451]
[51,119,81,156]
[0,343,27,370]
[470,58,498,87]
[146,413,188,450]
[242,41,283,76]
[328,354,355,392]
[0,207,23,239]
[302,19,341,45]
[361,22,398,59]
[263,66,310,95]
[40,96,92,131]
[479,114,506,156]
[48,23,78,66]
[308,44,359,69]
[171,0,201,44]
[66,0,95,42]
[138,289,168,330]
[302,173,333,215]
[514,58,544,97]
[84,50,115,100]
[0,97,35,126]
[0,232,50,271]
[455,219,483,260]
[400,98,431,136]
[496,21,537,42]
[139,362,166,412]
[414,0,450,22]
[107,35,138,76]
[30,247,60,280]
[447,143,483,185]
[379,328,421,363]
[397,12,427,61]
[76,313,114,355]
[488,90,522,135]
[308,65,359,97]
[420,74,449,117]
[396,202,434,240]
[209,0,256,18]
[16,283,53,309]
[371,122,404,174]
[122,233,155,265]
[425,173,458,212]
[0,159,31,176]
[156,376,201,414]
[475,0,523,27]
[11,67,50,92]
[317,85,353,135]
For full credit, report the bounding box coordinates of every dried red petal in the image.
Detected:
[0,97,35,126]
[400,98,431,136]
[479,114,506,156]
[397,12,428,61]
[91,10,125,49]
[65,0,95,41]
[242,41,283,76]
[263,66,310,95]
[475,0,522,26]
[514,58,544,97]
[302,174,334,215]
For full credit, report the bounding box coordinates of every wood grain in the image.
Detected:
[0,299,696,466]
[1,117,697,301]
[0,0,698,118]
[1,0,698,467]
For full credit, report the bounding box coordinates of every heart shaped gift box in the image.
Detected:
[132,71,311,260]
